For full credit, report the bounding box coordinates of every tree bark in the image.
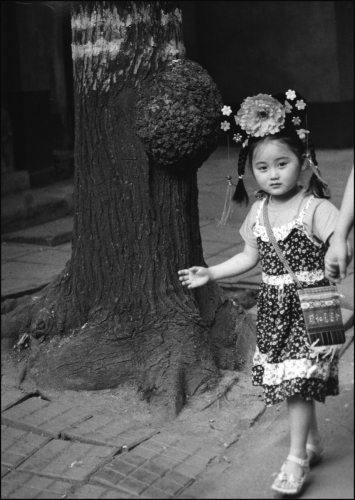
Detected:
[2,1,241,417]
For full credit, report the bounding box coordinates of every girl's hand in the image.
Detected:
[178,267,211,289]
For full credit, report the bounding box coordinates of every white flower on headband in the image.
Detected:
[284,101,292,113]
[242,138,249,148]
[235,94,286,137]
[221,121,230,131]
[292,116,301,126]
[233,133,242,143]
[286,89,296,100]
[221,105,232,116]
[296,129,310,140]
[296,99,306,110]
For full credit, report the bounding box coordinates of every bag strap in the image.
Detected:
[263,196,304,290]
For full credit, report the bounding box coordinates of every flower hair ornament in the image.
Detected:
[217,89,330,225]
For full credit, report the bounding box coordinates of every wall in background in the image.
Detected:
[181,0,354,148]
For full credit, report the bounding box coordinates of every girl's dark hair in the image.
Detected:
[232,126,330,205]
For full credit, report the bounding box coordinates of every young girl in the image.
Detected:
[178,90,348,495]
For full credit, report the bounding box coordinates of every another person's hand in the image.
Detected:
[178,267,211,289]
[325,238,353,282]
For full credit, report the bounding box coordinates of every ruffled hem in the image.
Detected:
[252,373,339,406]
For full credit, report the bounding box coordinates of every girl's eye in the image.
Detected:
[278,162,287,167]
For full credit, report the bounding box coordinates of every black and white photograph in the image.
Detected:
[1,1,354,498]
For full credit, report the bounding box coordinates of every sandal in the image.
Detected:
[307,440,324,466]
[271,454,310,495]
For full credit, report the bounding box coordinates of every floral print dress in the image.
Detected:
[252,196,339,406]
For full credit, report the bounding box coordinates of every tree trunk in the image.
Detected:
[2,1,240,417]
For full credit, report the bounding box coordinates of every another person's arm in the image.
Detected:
[178,243,259,289]
[325,167,354,280]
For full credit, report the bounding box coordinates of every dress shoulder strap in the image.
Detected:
[255,196,267,226]
[298,196,315,222]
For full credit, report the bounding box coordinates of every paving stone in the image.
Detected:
[161,448,190,462]
[130,467,160,485]
[173,440,202,454]
[36,492,64,499]
[138,439,167,453]
[100,489,134,499]
[131,445,159,460]
[2,399,92,438]
[173,462,203,479]
[1,472,73,499]
[18,440,115,481]
[140,485,171,499]
[1,480,21,498]
[195,448,218,460]
[2,437,13,453]
[118,476,148,495]
[63,416,138,447]
[107,457,136,476]
[73,484,109,498]
[2,217,74,247]
[1,451,25,469]
[151,455,180,471]
[151,476,183,496]
[1,428,51,469]
[24,476,54,490]
[45,480,73,494]
[119,451,147,467]
[151,434,178,447]
[0,470,33,485]
[1,389,31,412]
[182,454,211,469]
[7,485,39,498]
[18,439,70,472]
[141,460,170,477]
[91,466,126,486]
[163,469,194,487]
[1,465,10,478]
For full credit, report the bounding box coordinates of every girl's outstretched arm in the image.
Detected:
[178,243,259,289]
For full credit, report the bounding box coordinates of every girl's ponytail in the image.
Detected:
[232,146,249,205]
[306,137,331,199]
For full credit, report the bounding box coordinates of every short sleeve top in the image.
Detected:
[240,188,339,249]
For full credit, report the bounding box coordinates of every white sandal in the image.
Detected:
[307,440,324,466]
[271,454,310,495]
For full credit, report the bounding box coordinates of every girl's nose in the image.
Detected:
[270,169,279,179]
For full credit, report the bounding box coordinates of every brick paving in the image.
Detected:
[1,471,73,499]
[1,425,51,469]
[19,440,116,482]
[1,389,31,412]
[1,397,93,438]
[0,390,220,499]
[63,415,158,449]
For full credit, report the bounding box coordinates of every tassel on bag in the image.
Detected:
[306,154,331,197]
[217,176,235,226]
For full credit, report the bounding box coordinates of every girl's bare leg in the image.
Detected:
[307,399,322,461]
[274,395,312,491]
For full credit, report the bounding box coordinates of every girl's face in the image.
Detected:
[251,140,305,202]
